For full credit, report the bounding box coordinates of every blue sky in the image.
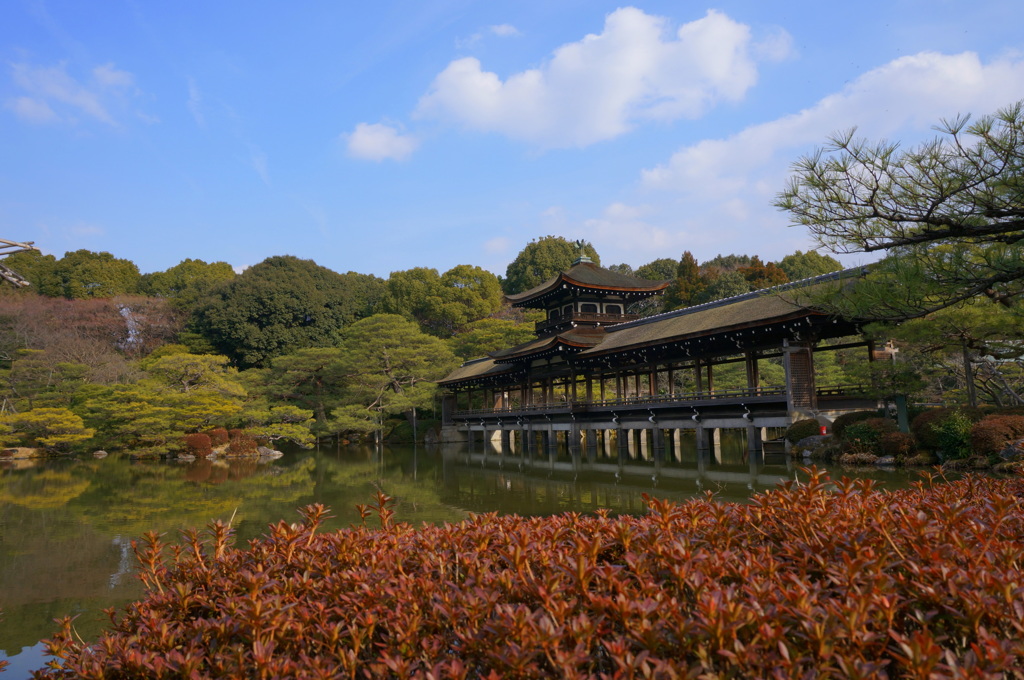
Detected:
[2,1,1022,278]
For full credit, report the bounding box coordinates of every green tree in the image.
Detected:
[0,250,58,295]
[190,256,381,368]
[140,352,246,397]
[238,405,316,448]
[503,236,600,294]
[449,318,535,360]
[378,265,503,337]
[635,258,677,281]
[139,259,236,312]
[776,100,1024,319]
[247,347,346,427]
[436,264,504,334]
[75,383,243,456]
[0,407,94,451]
[701,254,752,273]
[3,350,89,410]
[878,299,1024,406]
[49,250,141,299]
[693,270,751,304]
[776,250,843,281]
[331,315,459,436]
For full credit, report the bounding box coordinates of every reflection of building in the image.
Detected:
[439,257,878,457]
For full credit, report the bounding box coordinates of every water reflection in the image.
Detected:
[0,442,927,677]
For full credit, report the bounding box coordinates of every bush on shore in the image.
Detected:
[36,472,1024,679]
[785,418,821,444]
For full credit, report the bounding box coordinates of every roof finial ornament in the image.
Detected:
[572,239,592,265]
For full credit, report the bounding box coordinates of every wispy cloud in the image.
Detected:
[455,23,522,49]
[186,77,205,128]
[6,96,58,123]
[420,8,765,148]
[250,146,270,186]
[344,122,419,161]
[7,60,141,126]
[489,24,521,38]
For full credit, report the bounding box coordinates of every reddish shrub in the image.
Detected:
[227,428,245,441]
[37,474,1024,678]
[183,460,212,483]
[970,415,1024,456]
[182,432,212,458]
[879,431,917,461]
[205,427,230,447]
[226,435,258,456]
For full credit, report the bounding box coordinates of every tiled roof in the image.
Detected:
[489,327,605,361]
[438,357,516,385]
[506,261,669,306]
[579,269,859,356]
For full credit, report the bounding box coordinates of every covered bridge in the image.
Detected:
[439,258,878,458]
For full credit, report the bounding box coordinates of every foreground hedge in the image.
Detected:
[37,472,1024,679]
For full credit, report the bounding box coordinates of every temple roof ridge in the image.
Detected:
[505,260,669,307]
[605,266,867,333]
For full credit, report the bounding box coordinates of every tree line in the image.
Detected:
[2,100,1021,454]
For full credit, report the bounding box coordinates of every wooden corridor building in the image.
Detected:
[438,257,876,457]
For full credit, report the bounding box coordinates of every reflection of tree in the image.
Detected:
[0,448,468,659]
[0,468,91,509]
[311,448,467,527]
[69,456,318,538]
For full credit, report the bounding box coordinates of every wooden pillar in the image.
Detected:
[694,360,704,394]
[745,352,759,394]
[784,339,817,413]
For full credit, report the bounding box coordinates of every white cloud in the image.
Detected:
[456,23,522,49]
[92,63,134,89]
[7,96,58,124]
[490,24,521,38]
[7,60,141,126]
[589,50,1024,266]
[345,122,419,161]
[642,51,1024,196]
[754,27,795,62]
[417,8,762,148]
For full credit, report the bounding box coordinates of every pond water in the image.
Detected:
[0,438,928,677]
